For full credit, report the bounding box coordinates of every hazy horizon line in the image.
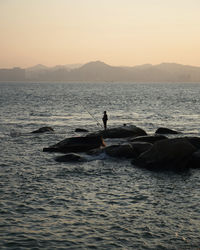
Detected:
[1,60,200,69]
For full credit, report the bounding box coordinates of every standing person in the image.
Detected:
[102,111,108,130]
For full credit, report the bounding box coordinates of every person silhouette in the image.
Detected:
[102,111,108,130]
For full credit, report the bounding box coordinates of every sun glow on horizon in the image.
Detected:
[1,0,200,68]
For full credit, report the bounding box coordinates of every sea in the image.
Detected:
[0,82,200,249]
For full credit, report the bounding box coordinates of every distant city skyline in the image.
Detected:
[1,0,200,68]
[1,61,200,70]
[1,61,200,82]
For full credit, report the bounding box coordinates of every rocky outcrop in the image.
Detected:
[43,136,105,153]
[31,127,54,133]
[132,138,196,171]
[41,124,200,172]
[87,125,147,139]
[155,127,181,135]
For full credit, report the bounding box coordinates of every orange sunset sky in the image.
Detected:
[1,0,200,68]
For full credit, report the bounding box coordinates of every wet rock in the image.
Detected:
[31,127,54,133]
[55,153,86,162]
[87,125,147,139]
[132,138,196,171]
[104,144,137,158]
[75,128,89,132]
[43,136,105,153]
[130,142,153,157]
[130,135,167,144]
[155,127,181,135]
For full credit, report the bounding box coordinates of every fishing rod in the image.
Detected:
[76,98,104,129]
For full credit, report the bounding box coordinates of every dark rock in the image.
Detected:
[130,142,153,157]
[104,144,137,158]
[31,127,54,133]
[186,137,200,150]
[55,153,86,162]
[130,135,167,144]
[155,127,181,135]
[132,138,196,171]
[187,150,200,169]
[86,142,148,158]
[75,128,89,132]
[87,125,147,139]
[43,136,105,153]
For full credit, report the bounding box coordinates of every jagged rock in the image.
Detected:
[75,128,89,132]
[155,127,181,135]
[104,144,137,158]
[130,135,167,144]
[87,125,147,139]
[132,138,196,171]
[43,136,105,153]
[55,153,86,162]
[130,142,153,156]
[31,127,54,133]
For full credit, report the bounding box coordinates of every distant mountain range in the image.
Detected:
[1,61,200,82]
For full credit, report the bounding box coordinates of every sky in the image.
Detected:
[1,0,200,68]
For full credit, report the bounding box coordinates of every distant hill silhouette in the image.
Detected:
[1,61,200,82]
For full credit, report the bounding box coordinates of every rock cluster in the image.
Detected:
[41,125,200,171]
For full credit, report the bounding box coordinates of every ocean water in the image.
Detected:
[0,82,200,249]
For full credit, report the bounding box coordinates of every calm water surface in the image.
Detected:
[0,82,200,249]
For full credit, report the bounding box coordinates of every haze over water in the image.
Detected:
[0,82,200,249]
